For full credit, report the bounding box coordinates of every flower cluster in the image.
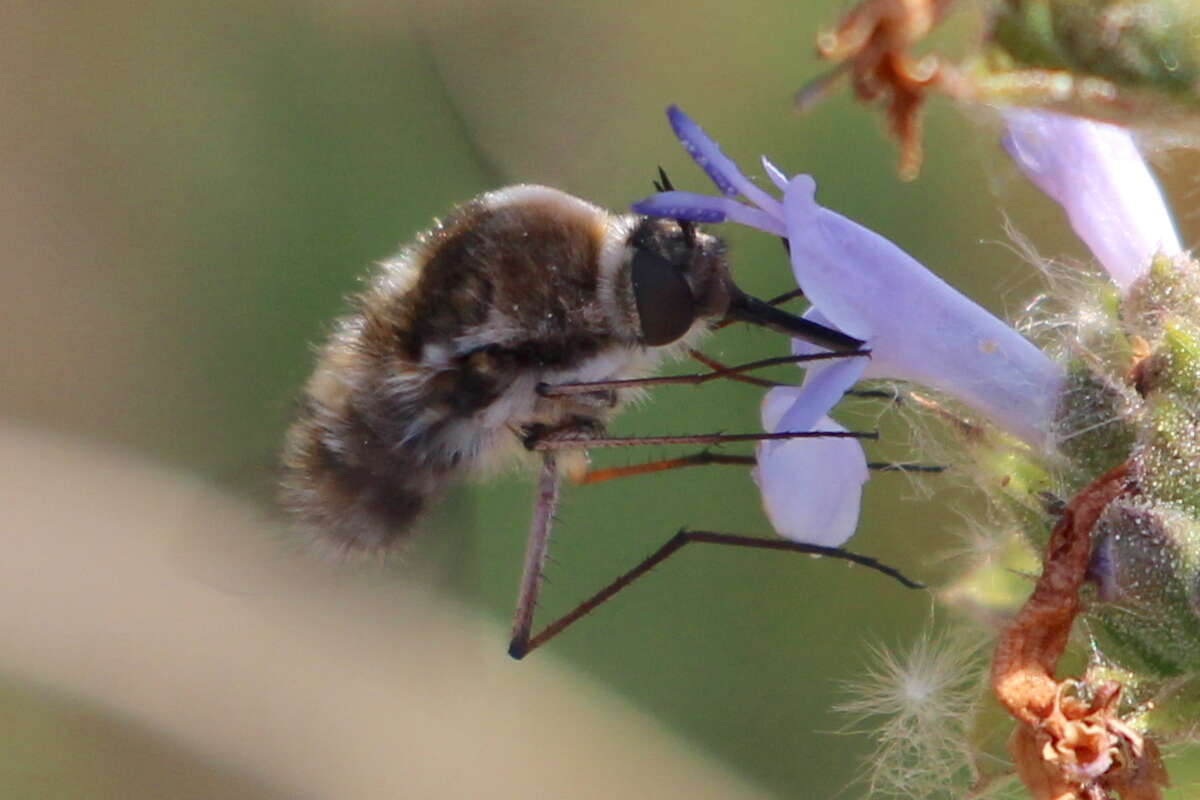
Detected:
[1001,110,1200,682]
[635,106,1063,547]
[637,103,1199,798]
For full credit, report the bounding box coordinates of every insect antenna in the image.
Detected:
[652,166,696,246]
[652,165,673,193]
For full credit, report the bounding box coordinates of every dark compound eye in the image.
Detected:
[631,247,696,346]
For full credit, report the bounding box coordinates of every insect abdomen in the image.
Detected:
[279,387,451,556]
[280,186,640,556]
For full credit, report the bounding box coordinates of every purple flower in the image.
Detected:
[635,107,1064,546]
[1002,109,1181,293]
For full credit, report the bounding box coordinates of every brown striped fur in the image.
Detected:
[280,185,732,556]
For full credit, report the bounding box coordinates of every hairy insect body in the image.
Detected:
[281,185,731,555]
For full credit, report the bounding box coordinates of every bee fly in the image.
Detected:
[281,181,904,659]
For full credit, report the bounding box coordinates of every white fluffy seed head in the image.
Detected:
[835,626,990,799]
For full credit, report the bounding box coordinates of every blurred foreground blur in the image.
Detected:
[0,423,767,798]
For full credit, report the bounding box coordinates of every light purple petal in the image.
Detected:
[782,176,1064,449]
[754,411,868,547]
[666,106,784,216]
[667,106,739,196]
[1002,109,1181,292]
[646,109,1068,455]
[631,191,785,236]
[769,307,867,432]
[790,308,860,364]
[774,356,869,433]
[760,385,799,432]
[757,376,867,547]
[630,192,729,223]
[761,156,790,192]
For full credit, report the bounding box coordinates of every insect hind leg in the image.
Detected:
[512,528,924,658]
[508,412,936,659]
[574,451,945,485]
[508,453,562,660]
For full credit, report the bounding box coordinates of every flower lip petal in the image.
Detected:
[754,409,868,547]
[757,358,867,547]
[1002,109,1181,292]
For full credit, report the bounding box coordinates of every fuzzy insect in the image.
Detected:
[280,182,896,658]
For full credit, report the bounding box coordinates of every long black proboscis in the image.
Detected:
[725,287,863,353]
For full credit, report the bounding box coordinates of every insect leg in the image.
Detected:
[515,529,923,657]
[685,349,904,400]
[684,350,782,389]
[511,432,939,659]
[576,452,755,485]
[536,350,869,398]
[575,452,944,485]
[527,428,877,451]
[513,429,858,659]
[508,453,562,660]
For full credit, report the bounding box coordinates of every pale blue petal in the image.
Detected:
[630,192,731,223]
[782,308,872,427]
[790,308,840,353]
[632,192,785,236]
[1002,109,1181,292]
[774,356,869,433]
[715,204,785,237]
[760,385,801,432]
[644,110,1066,452]
[761,156,790,192]
[754,415,868,547]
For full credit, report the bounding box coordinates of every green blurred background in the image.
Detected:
[3,0,1198,797]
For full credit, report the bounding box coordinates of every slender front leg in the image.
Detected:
[508,453,562,660]
[536,351,867,398]
[687,349,901,400]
